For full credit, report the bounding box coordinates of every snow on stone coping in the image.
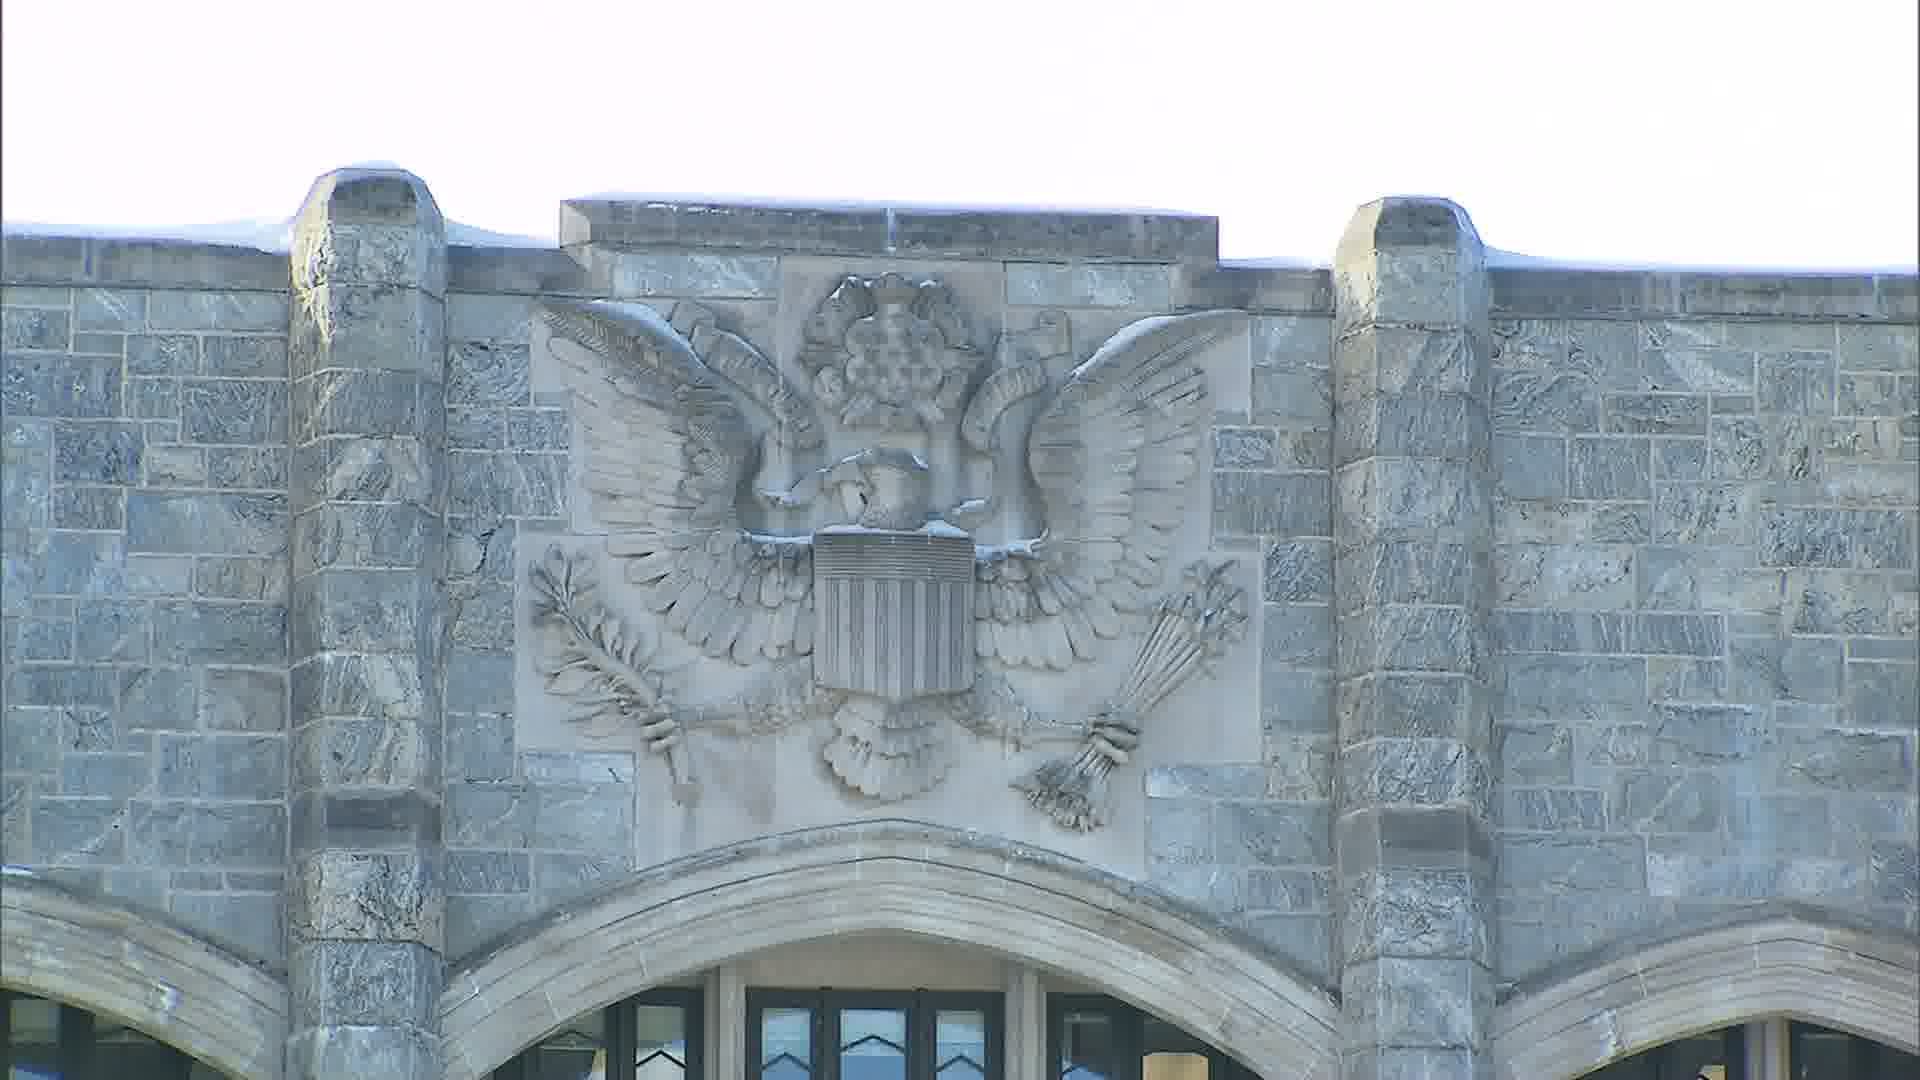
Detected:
[566,190,1214,217]
[1484,246,1918,276]
[0,216,558,252]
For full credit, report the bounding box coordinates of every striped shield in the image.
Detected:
[812,529,975,702]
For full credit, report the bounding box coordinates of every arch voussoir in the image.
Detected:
[440,820,1339,1080]
[1493,905,1920,1080]
[1,872,288,1080]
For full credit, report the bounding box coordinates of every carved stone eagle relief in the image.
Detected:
[526,274,1247,831]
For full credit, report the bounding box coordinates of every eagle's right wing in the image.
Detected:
[541,299,816,665]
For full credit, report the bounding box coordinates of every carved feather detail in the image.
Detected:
[975,310,1241,671]
[540,299,815,666]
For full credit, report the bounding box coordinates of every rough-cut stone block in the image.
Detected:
[1342,868,1486,964]
[170,890,285,965]
[1145,798,1212,865]
[1211,471,1329,538]
[126,800,286,867]
[200,667,287,731]
[1006,263,1172,309]
[147,290,288,332]
[2,305,71,350]
[1341,956,1486,1051]
[128,491,287,555]
[152,601,286,665]
[293,369,424,442]
[1495,543,1635,610]
[528,783,632,853]
[292,716,434,791]
[1213,801,1331,866]
[446,850,530,894]
[1339,739,1487,809]
[291,569,422,655]
[605,252,778,299]
[292,849,443,949]
[291,940,441,1029]
[292,790,441,854]
[182,379,288,444]
[291,653,426,721]
[286,1025,438,1080]
[156,733,286,799]
[446,783,531,848]
[291,503,431,576]
[2,352,122,417]
[1337,541,1479,613]
[1499,833,1646,892]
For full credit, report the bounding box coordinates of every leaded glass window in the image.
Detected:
[747,990,1002,1080]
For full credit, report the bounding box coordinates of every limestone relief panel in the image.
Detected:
[513,271,1260,875]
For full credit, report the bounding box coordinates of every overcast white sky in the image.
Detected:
[4,0,1916,268]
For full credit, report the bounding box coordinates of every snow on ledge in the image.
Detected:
[1486,245,1918,277]
[3,217,559,253]
[3,217,295,252]
[566,190,1213,218]
[445,221,556,248]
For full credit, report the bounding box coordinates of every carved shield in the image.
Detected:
[813,529,974,701]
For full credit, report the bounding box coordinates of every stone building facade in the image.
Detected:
[1,166,1915,1080]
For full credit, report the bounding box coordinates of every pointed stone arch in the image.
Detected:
[1,872,288,1080]
[440,820,1339,1080]
[1493,902,1920,1080]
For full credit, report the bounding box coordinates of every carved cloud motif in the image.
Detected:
[527,276,1247,829]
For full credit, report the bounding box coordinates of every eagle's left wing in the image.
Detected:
[975,311,1240,670]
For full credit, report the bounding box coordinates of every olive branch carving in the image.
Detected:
[527,544,698,804]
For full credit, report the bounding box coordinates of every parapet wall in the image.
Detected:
[3,168,1914,1080]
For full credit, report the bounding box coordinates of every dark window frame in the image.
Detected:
[3,990,206,1080]
[491,986,704,1080]
[1046,994,1260,1080]
[1788,1020,1920,1080]
[1584,1025,1745,1080]
[746,987,1005,1080]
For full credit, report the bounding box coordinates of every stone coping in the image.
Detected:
[557,198,1222,263]
[0,869,289,1080]
[1,233,289,291]
[10,224,1911,324]
[1490,265,1919,321]
[440,819,1339,1080]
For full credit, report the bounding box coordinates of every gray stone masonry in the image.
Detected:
[3,276,291,969]
[1491,302,1920,984]
[1331,200,1497,1080]
[283,168,449,1080]
[3,168,1917,1080]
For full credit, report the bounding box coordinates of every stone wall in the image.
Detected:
[1490,301,1920,984]
[2,169,1916,1080]
[3,260,294,969]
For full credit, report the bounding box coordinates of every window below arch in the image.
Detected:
[1787,1021,1919,1080]
[3,990,229,1079]
[486,988,702,1080]
[1577,1020,1920,1080]
[1049,995,1261,1080]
